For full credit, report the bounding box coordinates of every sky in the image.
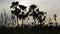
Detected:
[0,0,60,25]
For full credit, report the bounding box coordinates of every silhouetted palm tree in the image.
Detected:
[28,4,37,25]
[42,16,46,26]
[54,14,57,21]
[1,12,3,26]
[19,5,27,28]
[11,14,15,25]
[10,1,28,27]
[36,8,47,25]
[4,9,7,26]
[48,17,53,26]
[37,11,46,25]
[28,5,46,26]
[10,1,19,26]
[54,14,58,27]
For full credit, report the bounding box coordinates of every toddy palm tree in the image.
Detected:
[48,17,53,26]
[3,9,7,26]
[54,14,57,21]
[10,1,19,26]
[1,12,3,26]
[11,14,15,25]
[36,8,47,25]
[28,4,38,25]
[54,14,58,27]
[10,1,28,27]
[19,5,27,28]
[37,10,46,25]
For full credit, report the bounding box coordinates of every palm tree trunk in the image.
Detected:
[22,19,24,28]
[34,19,36,26]
[17,18,19,26]
[55,20,57,27]
[5,19,7,26]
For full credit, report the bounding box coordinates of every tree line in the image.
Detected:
[0,1,58,28]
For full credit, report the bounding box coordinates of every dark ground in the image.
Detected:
[0,25,60,34]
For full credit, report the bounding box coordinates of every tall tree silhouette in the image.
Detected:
[10,1,19,26]
[27,5,47,26]
[4,9,7,26]
[11,14,15,25]
[1,12,3,26]
[10,1,28,27]
[18,5,27,28]
[54,14,58,27]
[28,4,38,25]
[48,17,53,26]
[36,9,46,25]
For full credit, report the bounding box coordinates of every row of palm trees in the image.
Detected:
[48,14,58,27]
[10,1,47,27]
[0,1,58,27]
[10,1,58,27]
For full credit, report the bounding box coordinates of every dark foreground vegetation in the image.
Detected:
[0,25,60,34]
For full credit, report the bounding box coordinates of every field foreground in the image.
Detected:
[0,25,60,34]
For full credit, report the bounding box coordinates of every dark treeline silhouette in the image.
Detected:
[0,1,60,34]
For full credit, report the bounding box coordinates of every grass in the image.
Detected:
[0,25,60,34]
